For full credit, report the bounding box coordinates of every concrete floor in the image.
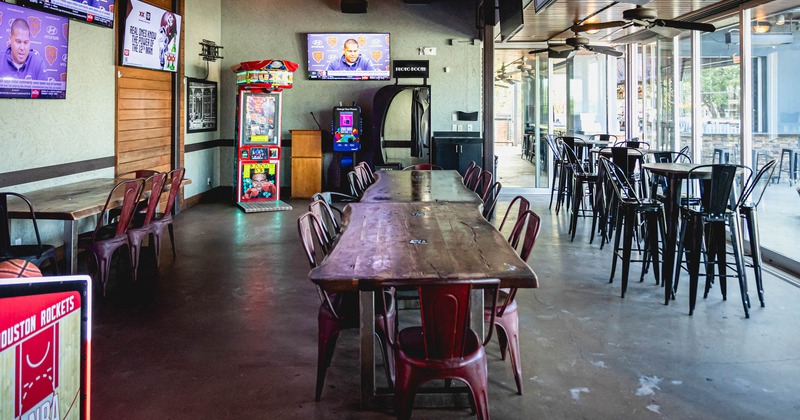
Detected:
[91,193,800,419]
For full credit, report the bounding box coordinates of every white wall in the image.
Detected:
[218,0,482,185]
[0,21,116,184]
[183,0,223,198]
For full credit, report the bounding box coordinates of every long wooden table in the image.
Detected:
[309,170,537,407]
[7,177,189,274]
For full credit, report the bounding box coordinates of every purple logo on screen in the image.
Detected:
[340,113,353,127]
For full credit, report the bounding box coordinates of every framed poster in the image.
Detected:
[187,78,217,133]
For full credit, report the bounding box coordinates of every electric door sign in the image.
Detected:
[333,106,361,152]
[1,292,82,419]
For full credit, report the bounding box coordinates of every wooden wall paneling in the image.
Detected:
[114,0,186,208]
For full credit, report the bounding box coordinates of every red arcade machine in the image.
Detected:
[231,59,298,213]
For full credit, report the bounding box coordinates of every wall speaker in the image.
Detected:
[341,0,368,13]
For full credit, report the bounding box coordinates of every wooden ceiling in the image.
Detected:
[505,0,724,43]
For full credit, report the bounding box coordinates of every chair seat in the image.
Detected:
[397,326,483,364]
[77,224,120,248]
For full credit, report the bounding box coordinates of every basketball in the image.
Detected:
[0,259,43,278]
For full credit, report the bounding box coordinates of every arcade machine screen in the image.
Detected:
[240,163,278,200]
[240,92,280,145]
[333,106,361,152]
[0,275,92,420]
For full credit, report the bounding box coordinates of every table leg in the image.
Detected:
[64,220,77,274]
[360,290,375,408]
[661,179,683,305]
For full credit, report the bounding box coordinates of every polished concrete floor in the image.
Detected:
[91,193,800,419]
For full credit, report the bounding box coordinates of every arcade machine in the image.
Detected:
[331,104,362,189]
[231,60,298,213]
[370,60,431,169]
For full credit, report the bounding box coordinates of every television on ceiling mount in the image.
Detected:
[0,2,69,99]
[498,0,524,41]
[119,0,181,72]
[307,33,391,81]
[19,0,116,29]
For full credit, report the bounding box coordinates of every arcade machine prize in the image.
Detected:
[332,105,362,187]
[231,59,298,213]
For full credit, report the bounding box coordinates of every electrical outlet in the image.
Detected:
[207,177,212,186]
[422,47,437,55]
[467,124,473,131]
[14,238,21,245]
[451,113,457,121]
[456,124,463,132]
[451,124,458,131]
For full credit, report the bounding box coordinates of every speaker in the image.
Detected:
[341,0,367,13]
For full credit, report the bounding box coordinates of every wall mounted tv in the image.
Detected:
[498,0,524,41]
[0,1,69,99]
[20,0,116,29]
[307,33,391,81]
[533,0,557,14]
[119,0,181,72]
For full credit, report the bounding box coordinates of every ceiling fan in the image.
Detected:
[529,35,623,58]
[571,5,716,37]
[495,60,534,83]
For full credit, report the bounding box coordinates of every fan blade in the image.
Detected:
[653,19,716,33]
[528,48,549,55]
[572,21,628,33]
[584,45,624,57]
[616,0,650,5]
[550,44,574,52]
[647,25,682,38]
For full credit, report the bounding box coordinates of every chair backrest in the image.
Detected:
[118,169,159,178]
[497,195,530,232]
[685,164,752,216]
[298,211,330,267]
[545,134,561,160]
[476,170,493,194]
[463,161,476,178]
[651,151,692,164]
[600,157,641,204]
[481,181,502,220]
[610,147,644,178]
[0,192,45,260]
[356,161,375,184]
[590,134,617,146]
[347,171,365,197]
[381,278,500,358]
[559,136,585,160]
[507,209,541,262]
[309,199,340,246]
[739,159,776,208]
[160,167,186,218]
[355,165,372,187]
[142,172,168,225]
[464,165,482,190]
[94,178,146,240]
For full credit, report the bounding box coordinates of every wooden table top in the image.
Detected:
[309,202,538,292]
[360,170,483,204]
[6,177,191,221]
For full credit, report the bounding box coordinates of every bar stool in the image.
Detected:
[777,148,800,185]
[738,160,776,308]
[712,147,733,164]
[752,148,769,172]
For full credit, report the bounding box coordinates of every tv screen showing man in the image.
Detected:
[0,2,69,99]
[307,33,391,80]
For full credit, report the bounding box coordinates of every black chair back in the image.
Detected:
[739,159,777,208]
[686,165,751,217]
[0,192,45,260]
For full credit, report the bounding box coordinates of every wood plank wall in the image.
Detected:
[115,0,185,182]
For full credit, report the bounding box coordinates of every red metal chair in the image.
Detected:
[298,212,396,401]
[481,181,502,220]
[356,161,375,184]
[149,167,185,266]
[78,178,146,296]
[464,165,482,190]
[485,209,540,395]
[380,278,500,420]
[308,199,341,247]
[475,170,493,194]
[126,172,168,281]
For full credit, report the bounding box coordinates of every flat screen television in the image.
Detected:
[0,2,69,99]
[307,33,391,81]
[0,275,93,419]
[498,0,524,41]
[119,0,181,72]
[19,0,116,29]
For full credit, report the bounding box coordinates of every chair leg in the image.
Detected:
[743,208,765,307]
[495,311,522,395]
[570,178,582,241]
[168,223,177,258]
[728,214,751,318]
[620,208,635,298]
[316,315,346,402]
[686,218,703,316]
[609,209,625,284]
[394,363,422,420]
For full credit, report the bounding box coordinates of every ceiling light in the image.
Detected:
[753,21,772,33]
[585,28,600,35]
[776,14,786,25]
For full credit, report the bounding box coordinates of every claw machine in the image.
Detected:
[231,59,298,213]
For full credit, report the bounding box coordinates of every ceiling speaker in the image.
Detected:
[341,0,367,13]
